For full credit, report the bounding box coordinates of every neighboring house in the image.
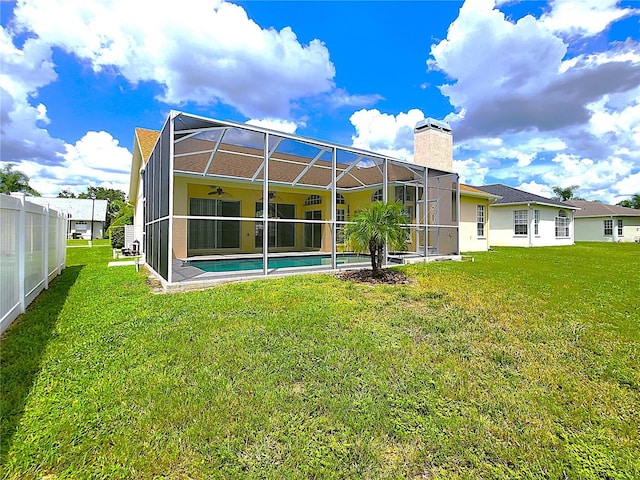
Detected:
[474,184,579,247]
[565,199,640,242]
[14,196,108,239]
[129,111,461,287]
[459,184,500,252]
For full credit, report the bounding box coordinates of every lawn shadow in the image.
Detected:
[0,265,83,463]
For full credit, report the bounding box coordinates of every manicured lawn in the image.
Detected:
[66,239,111,247]
[1,243,638,479]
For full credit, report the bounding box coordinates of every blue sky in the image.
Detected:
[1,0,639,203]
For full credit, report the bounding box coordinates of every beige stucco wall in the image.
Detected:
[574,216,640,242]
[488,205,574,247]
[459,196,490,252]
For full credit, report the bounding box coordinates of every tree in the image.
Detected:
[552,185,580,201]
[57,189,77,198]
[617,194,640,209]
[342,201,408,276]
[0,164,40,196]
[77,187,128,235]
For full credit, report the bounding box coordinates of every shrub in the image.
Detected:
[109,226,125,249]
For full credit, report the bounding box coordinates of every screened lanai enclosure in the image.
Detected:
[141,111,459,286]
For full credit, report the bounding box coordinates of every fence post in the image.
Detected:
[17,194,26,315]
[43,203,49,290]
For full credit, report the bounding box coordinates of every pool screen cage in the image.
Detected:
[142,111,459,285]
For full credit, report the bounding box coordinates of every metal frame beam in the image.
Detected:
[292,148,328,186]
[251,136,284,181]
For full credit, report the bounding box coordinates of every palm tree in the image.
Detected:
[552,185,579,201]
[342,201,408,276]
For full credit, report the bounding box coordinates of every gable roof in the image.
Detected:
[460,184,500,199]
[24,197,108,221]
[475,184,578,209]
[565,199,640,218]
[135,128,160,163]
[129,128,161,201]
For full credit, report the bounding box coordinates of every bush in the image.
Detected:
[109,226,125,249]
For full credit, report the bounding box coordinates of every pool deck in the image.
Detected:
[166,251,461,290]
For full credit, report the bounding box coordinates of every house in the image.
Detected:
[565,199,640,242]
[474,184,579,247]
[11,195,108,239]
[129,111,461,288]
[459,184,500,252]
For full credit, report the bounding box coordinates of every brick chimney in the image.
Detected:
[413,118,453,171]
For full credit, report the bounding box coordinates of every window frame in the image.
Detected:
[555,210,570,238]
[514,209,528,236]
[255,202,296,248]
[476,204,485,238]
[189,198,241,250]
[617,219,623,236]
[304,194,322,206]
[604,219,613,236]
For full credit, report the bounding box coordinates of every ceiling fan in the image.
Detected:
[208,185,227,196]
[259,191,282,202]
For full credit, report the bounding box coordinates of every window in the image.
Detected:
[372,189,383,202]
[604,219,613,236]
[304,210,322,248]
[336,193,346,205]
[555,210,570,238]
[514,210,528,236]
[395,186,413,202]
[617,219,623,236]
[304,194,322,206]
[476,205,485,237]
[255,202,295,248]
[451,191,457,222]
[189,198,240,249]
[534,210,540,236]
[336,208,346,243]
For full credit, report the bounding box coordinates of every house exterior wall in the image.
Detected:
[171,181,431,259]
[69,220,104,239]
[459,196,490,252]
[488,205,574,247]
[574,216,640,242]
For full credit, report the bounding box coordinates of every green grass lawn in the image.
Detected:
[1,243,638,479]
[66,239,111,247]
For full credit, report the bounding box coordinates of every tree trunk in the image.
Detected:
[369,239,378,274]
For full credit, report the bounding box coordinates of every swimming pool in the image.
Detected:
[189,253,370,273]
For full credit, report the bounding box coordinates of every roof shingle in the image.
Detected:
[475,184,578,209]
[565,199,640,217]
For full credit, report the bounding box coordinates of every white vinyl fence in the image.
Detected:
[1,194,68,334]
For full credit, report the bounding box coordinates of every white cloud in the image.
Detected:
[540,0,638,38]
[246,118,298,134]
[540,153,634,202]
[427,0,640,203]
[12,0,339,119]
[349,108,426,161]
[616,172,640,197]
[516,181,554,198]
[453,157,490,186]
[8,131,132,197]
[0,26,66,164]
[429,0,566,116]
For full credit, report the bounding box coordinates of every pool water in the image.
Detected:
[191,254,370,273]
